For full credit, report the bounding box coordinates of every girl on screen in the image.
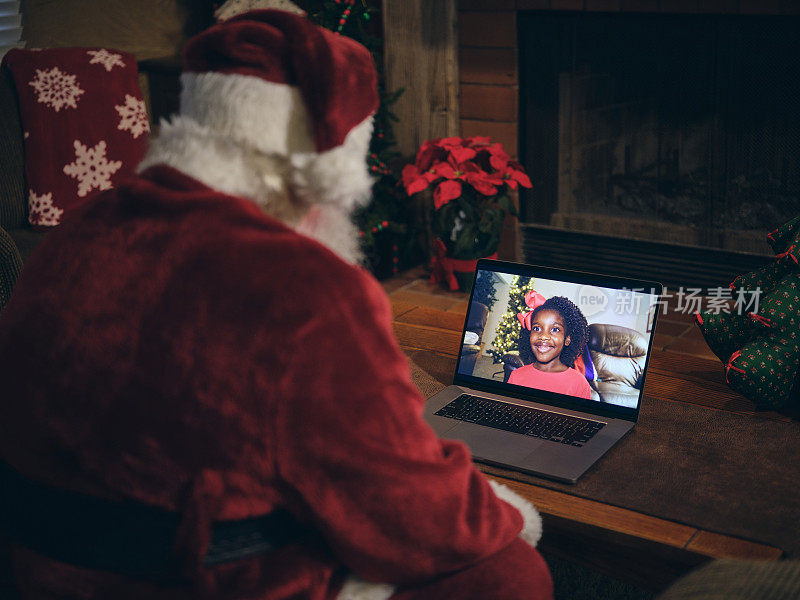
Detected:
[509,296,592,400]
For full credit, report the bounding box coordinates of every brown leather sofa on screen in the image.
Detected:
[503,323,647,407]
[460,302,489,376]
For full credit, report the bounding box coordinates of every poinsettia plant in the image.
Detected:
[401,136,532,260]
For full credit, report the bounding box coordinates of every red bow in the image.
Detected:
[430,238,458,291]
[776,245,798,265]
[430,238,497,291]
[516,290,546,330]
[725,350,745,384]
[748,312,773,327]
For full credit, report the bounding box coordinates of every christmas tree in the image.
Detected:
[473,270,499,312]
[309,0,419,277]
[489,276,536,363]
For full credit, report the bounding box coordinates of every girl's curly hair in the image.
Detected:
[517,296,588,368]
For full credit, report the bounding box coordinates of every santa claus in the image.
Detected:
[0,9,552,600]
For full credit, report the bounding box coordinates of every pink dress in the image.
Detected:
[508,363,592,399]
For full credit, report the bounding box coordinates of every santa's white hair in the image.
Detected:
[138,71,375,265]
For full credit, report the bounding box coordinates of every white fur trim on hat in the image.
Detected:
[215,0,306,22]
[289,115,375,212]
[137,115,369,264]
[336,575,395,600]
[180,71,315,157]
[489,480,543,548]
[178,71,375,212]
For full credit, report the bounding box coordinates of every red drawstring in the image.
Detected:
[694,311,703,325]
[767,228,779,243]
[748,312,772,327]
[776,244,798,264]
[725,350,745,384]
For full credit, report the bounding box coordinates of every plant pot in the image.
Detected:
[430,237,497,292]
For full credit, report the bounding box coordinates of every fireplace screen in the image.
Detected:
[520,12,800,255]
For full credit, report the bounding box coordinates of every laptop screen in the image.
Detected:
[454,260,662,420]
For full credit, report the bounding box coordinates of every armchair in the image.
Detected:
[460,301,489,376]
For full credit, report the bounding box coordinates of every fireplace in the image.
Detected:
[513,9,800,287]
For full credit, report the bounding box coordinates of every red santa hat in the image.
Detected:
[176,9,379,206]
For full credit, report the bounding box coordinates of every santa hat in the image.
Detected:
[176,9,379,208]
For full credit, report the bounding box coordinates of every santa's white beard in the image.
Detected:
[138,115,371,265]
[296,205,364,265]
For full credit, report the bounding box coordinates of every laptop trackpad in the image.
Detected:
[447,423,544,464]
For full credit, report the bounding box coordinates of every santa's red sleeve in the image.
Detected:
[273,267,536,585]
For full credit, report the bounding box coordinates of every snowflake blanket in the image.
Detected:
[2,47,149,228]
[695,215,800,410]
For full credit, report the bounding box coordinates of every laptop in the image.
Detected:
[423,259,662,483]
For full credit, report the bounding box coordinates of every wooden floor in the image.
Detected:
[380,265,783,592]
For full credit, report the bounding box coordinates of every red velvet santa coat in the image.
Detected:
[0,166,551,600]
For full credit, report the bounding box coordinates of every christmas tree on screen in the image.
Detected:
[489,276,536,363]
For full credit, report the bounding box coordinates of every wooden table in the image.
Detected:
[390,297,784,593]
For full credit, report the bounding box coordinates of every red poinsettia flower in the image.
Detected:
[415,138,445,171]
[401,164,431,195]
[504,160,533,189]
[439,136,463,148]
[430,157,459,180]
[467,136,492,146]
[489,153,508,172]
[462,163,501,196]
[434,179,462,209]
[439,136,477,164]
[402,135,532,202]
[450,145,477,164]
[487,142,510,158]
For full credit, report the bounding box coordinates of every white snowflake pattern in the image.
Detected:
[87,49,125,72]
[28,66,84,112]
[28,190,64,227]
[115,94,150,139]
[62,140,122,197]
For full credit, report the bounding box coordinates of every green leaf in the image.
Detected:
[495,194,518,217]
[451,221,479,258]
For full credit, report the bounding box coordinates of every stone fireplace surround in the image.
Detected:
[458,0,800,286]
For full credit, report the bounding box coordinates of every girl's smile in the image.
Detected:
[530,309,571,372]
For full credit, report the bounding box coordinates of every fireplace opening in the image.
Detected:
[518,11,800,287]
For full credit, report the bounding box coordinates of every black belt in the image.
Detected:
[0,462,306,579]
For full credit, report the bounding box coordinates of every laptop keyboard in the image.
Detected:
[434,394,605,447]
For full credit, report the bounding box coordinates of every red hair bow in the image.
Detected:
[517,290,546,330]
